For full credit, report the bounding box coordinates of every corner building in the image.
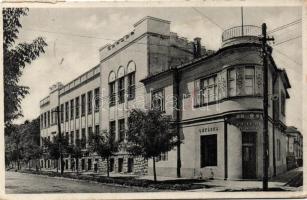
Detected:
[40,16,292,180]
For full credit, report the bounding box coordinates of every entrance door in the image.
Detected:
[242,132,257,179]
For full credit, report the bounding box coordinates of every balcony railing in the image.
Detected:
[222,25,262,42]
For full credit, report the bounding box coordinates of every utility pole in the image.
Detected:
[53,104,64,175]
[260,23,274,191]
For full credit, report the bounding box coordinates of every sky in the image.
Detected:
[14,6,302,130]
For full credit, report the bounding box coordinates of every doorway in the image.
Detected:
[242,132,257,179]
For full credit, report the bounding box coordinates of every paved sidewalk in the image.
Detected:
[38,167,303,192]
[190,167,303,192]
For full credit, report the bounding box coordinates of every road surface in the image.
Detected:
[5,171,157,193]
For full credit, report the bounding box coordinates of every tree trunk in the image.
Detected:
[106,157,110,177]
[153,157,157,182]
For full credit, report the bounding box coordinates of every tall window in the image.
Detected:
[118,119,125,142]
[281,92,286,116]
[81,128,86,149]
[128,72,135,100]
[151,89,164,111]
[47,111,50,127]
[60,104,64,123]
[40,115,43,128]
[44,113,46,128]
[75,97,80,118]
[88,127,93,141]
[95,125,99,135]
[76,130,80,146]
[109,82,116,106]
[118,77,125,104]
[81,94,86,116]
[201,134,217,167]
[50,109,54,124]
[94,87,100,112]
[109,121,116,143]
[65,102,69,121]
[200,76,217,104]
[228,68,236,97]
[70,99,74,119]
[88,91,92,114]
[70,131,74,145]
[65,132,69,144]
[244,67,255,95]
[277,139,281,161]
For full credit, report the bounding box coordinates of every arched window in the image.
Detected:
[117,66,125,104]
[109,71,116,106]
[127,61,136,100]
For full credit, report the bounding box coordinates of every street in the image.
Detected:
[5,171,157,193]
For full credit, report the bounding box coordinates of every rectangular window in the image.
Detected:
[128,72,135,100]
[81,128,86,149]
[118,158,123,173]
[70,131,74,145]
[65,132,69,144]
[109,82,116,106]
[118,77,125,104]
[75,97,80,118]
[151,89,164,111]
[87,91,92,114]
[44,113,46,128]
[65,102,69,121]
[81,159,85,171]
[81,94,86,116]
[201,134,217,167]
[47,111,50,127]
[156,152,168,162]
[70,99,74,119]
[277,139,281,161]
[118,119,125,142]
[65,159,68,170]
[94,88,100,111]
[127,158,134,173]
[109,121,116,143]
[40,115,43,128]
[244,66,255,95]
[200,76,217,104]
[60,104,64,123]
[95,125,99,135]
[88,159,92,171]
[50,109,53,125]
[228,68,236,97]
[110,158,114,172]
[76,130,80,146]
[88,127,92,141]
[281,92,286,116]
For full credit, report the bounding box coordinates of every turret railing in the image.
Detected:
[222,25,261,42]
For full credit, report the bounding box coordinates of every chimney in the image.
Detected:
[193,37,202,58]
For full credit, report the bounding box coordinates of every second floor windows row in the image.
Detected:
[109,72,136,107]
[194,65,263,107]
[40,88,100,128]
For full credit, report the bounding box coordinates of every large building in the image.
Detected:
[40,16,293,180]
